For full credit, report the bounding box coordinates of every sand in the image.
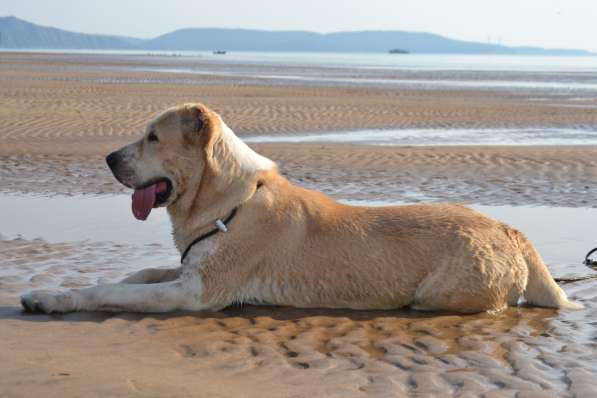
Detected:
[2,236,596,398]
[1,237,596,398]
[2,52,597,206]
[3,144,597,207]
[2,52,597,158]
[1,52,597,397]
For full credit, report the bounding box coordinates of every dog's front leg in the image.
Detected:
[119,267,181,284]
[21,272,209,313]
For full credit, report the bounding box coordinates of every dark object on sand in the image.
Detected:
[583,247,597,270]
[551,246,597,284]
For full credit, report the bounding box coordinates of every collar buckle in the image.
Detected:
[215,219,228,232]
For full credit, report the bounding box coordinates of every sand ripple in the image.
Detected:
[1,53,597,158]
[2,52,597,397]
[2,147,597,208]
[1,237,596,397]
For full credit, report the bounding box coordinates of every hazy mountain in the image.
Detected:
[0,16,141,49]
[144,28,322,52]
[146,28,590,55]
[0,16,592,56]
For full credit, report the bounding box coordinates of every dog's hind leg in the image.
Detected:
[411,260,513,314]
[120,267,181,284]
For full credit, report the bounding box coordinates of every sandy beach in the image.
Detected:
[1,52,596,397]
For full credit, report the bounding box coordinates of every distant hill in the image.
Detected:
[0,16,141,49]
[0,16,592,56]
[145,28,591,55]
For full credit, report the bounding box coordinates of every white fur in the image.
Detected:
[21,242,218,313]
[218,118,275,173]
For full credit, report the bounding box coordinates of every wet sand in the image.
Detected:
[1,236,595,398]
[1,52,597,158]
[1,52,597,207]
[1,53,597,397]
[3,144,597,207]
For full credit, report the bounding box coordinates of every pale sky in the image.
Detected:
[2,0,597,51]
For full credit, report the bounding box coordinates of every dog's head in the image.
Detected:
[106,103,273,221]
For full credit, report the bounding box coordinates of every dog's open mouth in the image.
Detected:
[131,178,173,221]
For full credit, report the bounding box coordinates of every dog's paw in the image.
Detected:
[20,291,75,314]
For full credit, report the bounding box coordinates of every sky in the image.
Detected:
[2,0,596,51]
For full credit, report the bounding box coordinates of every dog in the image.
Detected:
[21,103,582,314]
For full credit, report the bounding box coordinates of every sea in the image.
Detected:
[4,49,597,90]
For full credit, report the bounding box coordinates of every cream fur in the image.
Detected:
[21,103,582,314]
[217,116,275,174]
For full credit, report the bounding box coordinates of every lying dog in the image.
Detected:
[21,103,581,314]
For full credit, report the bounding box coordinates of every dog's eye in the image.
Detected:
[148,132,159,143]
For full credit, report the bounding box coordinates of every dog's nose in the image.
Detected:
[106,152,119,170]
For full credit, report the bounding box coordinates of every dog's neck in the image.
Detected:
[168,119,276,253]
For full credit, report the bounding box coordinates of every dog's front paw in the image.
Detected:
[20,291,75,314]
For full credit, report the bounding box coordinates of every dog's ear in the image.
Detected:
[180,105,205,135]
[180,104,217,164]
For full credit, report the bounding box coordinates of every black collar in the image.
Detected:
[180,207,239,264]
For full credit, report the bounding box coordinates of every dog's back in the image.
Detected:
[228,173,578,313]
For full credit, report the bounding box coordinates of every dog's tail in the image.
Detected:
[512,229,583,309]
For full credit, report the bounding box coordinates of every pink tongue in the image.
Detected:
[132,184,157,221]
[131,181,168,221]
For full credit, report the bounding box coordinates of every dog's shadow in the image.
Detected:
[0,303,464,324]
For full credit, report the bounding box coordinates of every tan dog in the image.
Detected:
[21,103,582,314]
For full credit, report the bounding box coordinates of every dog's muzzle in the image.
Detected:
[106,151,120,172]
[105,150,134,189]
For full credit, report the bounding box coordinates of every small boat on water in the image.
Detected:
[388,49,409,54]
[213,50,227,55]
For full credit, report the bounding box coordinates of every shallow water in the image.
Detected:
[139,67,597,91]
[0,194,173,246]
[245,127,597,146]
[8,50,597,72]
[6,51,597,93]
